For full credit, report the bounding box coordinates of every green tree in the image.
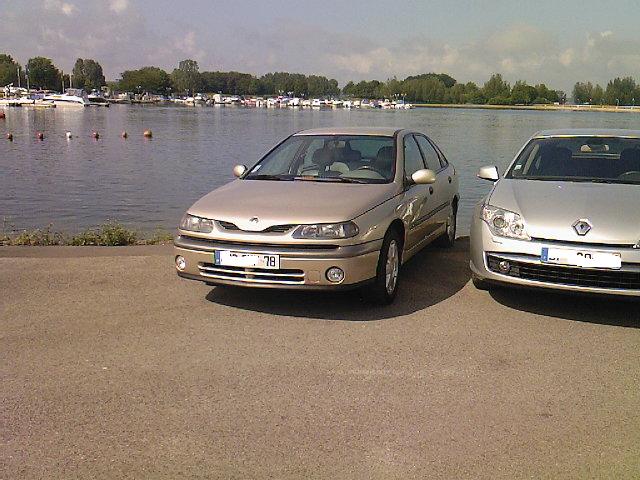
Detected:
[463,82,484,104]
[81,59,106,91]
[604,77,637,105]
[482,73,511,104]
[72,59,85,90]
[510,81,537,105]
[117,66,171,94]
[171,59,202,95]
[573,82,594,104]
[27,57,61,91]
[0,54,23,87]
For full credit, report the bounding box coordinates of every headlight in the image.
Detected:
[481,205,530,240]
[179,214,214,233]
[293,222,359,239]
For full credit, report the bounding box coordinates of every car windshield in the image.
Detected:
[506,136,640,184]
[244,135,396,184]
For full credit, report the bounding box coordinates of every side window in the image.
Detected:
[404,135,426,178]
[434,144,449,168]
[415,135,440,170]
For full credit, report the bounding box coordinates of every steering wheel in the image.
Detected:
[618,171,640,179]
[356,165,386,176]
[299,165,320,174]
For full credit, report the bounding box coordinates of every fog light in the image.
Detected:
[326,267,345,283]
[498,260,510,273]
[175,255,186,271]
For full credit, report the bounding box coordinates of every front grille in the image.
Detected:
[180,235,339,251]
[216,221,297,234]
[263,224,296,233]
[530,238,637,249]
[217,220,240,231]
[198,263,305,285]
[487,254,640,290]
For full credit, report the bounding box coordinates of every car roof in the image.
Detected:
[533,128,640,139]
[293,127,403,137]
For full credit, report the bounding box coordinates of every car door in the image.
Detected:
[415,134,452,234]
[402,134,431,250]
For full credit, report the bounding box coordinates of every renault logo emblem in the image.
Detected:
[249,217,259,224]
[573,219,592,236]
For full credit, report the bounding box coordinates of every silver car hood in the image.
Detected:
[489,179,640,245]
[188,179,400,230]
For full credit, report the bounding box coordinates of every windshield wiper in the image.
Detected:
[293,176,367,184]
[245,174,293,181]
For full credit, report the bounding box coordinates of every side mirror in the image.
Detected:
[411,169,436,185]
[233,164,247,178]
[478,165,499,181]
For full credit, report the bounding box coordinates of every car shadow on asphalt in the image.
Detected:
[489,287,640,328]
[205,237,471,321]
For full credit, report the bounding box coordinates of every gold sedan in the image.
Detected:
[174,127,459,304]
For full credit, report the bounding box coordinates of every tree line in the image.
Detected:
[573,77,640,106]
[117,59,341,97]
[4,51,640,106]
[0,54,105,91]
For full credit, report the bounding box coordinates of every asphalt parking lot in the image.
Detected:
[1,239,639,479]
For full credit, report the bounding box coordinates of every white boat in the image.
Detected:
[311,98,322,108]
[43,89,90,107]
[87,92,110,107]
[343,100,352,109]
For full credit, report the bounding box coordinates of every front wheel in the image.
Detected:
[363,229,402,305]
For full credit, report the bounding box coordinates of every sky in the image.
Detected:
[2,0,640,92]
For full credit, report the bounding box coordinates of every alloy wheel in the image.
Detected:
[385,240,399,294]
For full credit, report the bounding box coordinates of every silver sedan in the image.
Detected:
[470,129,640,296]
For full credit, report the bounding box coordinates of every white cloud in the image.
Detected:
[109,0,128,13]
[3,4,640,93]
[44,0,77,16]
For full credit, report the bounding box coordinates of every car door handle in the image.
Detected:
[429,186,434,195]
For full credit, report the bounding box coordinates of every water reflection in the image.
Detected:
[1,105,639,233]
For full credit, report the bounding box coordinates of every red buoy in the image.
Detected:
[6,132,13,141]
[37,132,44,140]
[121,131,128,139]
[92,131,100,139]
[0,111,5,119]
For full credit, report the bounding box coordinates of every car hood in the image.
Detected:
[489,179,640,245]
[188,179,400,231]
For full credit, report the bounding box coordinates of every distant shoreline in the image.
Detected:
[412,103,640,113]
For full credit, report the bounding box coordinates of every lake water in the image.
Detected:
[2,105,640,235]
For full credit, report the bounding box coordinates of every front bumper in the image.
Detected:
[173,234,381,290]
[470,213,640,297]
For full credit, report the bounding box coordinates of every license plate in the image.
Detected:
[214,250,280,269]
[541,247,621,269]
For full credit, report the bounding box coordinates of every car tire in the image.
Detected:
[435,203,457,248]
[472,274,491,291]
[363,229,402,305]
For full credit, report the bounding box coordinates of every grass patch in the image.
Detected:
[1,222,174,247]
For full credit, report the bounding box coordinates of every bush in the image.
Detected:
[0,223,174,246]
[10,225,65,246]
[69,223,137,246]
